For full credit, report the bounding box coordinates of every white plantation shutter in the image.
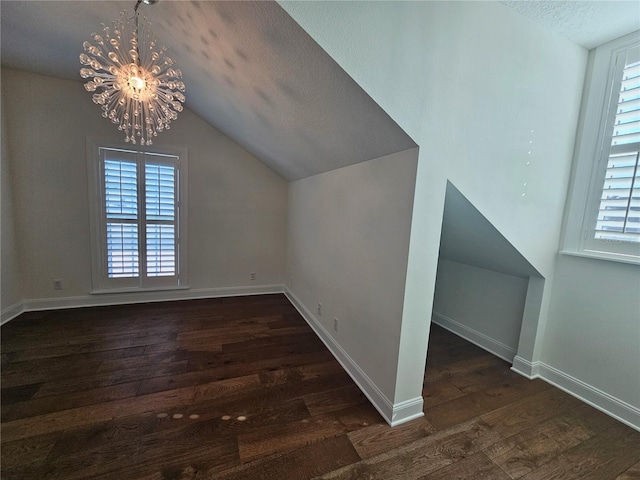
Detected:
[145,155,178,277]
[89,143,187,291]
[146,224,176,276]
[104,159,138,220]
[595,149,639,240]
[106,223,140,278]
[103,154,139,278]
[585,43,640,257]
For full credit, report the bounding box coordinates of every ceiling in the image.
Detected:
[2,1,638,182]
[439,182,542,279]
[501,0,639,49]
[0,0,640,180]
[0,0,416,181]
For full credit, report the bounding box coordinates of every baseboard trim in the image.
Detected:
[3,285,284,324]
[1,302,24,325]
[537,362,639,431]
[510,356,639,431]
[432,312,517,363]
[284,287,422,427]
[511,355,541,379]
[390,397,425,427]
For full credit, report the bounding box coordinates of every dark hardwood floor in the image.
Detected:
[1,294,638,479]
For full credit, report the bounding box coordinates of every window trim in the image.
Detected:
[87,137,189,293]
[561,31,640,265]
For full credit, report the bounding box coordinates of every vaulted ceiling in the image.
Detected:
[1,0,416,181]
[3,0,638,275]
[3,1,638,182]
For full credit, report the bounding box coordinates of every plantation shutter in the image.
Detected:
[587,44,640,255]
[102,149,140,280]
[145,154,178,278]
[96,147,182,289]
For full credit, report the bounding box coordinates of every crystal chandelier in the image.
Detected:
[79,0,185,145]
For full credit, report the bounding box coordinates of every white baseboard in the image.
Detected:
[537,363,639,431]
[1,285,284,325]
[21,284,284,313]
[511,355,541,379]
[284,287,423,427]
[511,356,639,431]
[432,318,640,432]
[390,397,425,427]
[432,311,517,363]
[1,302,24,325]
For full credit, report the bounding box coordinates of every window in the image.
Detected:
[87,139,188,292]
[585,44,640,254]
[562,31,640,263]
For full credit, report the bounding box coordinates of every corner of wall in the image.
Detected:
[1,302,24,325]
[515,275,547,364]
[1,69,25,314]
[284,287,423,426]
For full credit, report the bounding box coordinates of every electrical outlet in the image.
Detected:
[250,272,256,281]
[317,303,322,316]
[53,279,63,290]
[333,318,338,332]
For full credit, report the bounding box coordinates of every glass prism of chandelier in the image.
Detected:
[80,10,185,145]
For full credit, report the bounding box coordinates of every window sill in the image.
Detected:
[90,285,191,295]
[559,249,640,266]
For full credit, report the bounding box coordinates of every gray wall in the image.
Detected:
[1,69,287,311]
[433,259,528,361]
[281,1,587,411]
[1,80,23,315]
[283,3,639,426]
[543,255,640,409]
[286,148,418,401]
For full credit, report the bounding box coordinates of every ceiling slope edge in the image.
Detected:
[0,0,416,182]
[439,181,544,280]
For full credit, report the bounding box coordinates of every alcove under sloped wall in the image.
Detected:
[432,181,545,363]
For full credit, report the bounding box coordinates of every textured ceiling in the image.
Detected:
[502,0,640,49]
[0,0,416,181]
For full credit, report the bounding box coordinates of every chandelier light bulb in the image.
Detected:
[79,10,185,145]
[130,75,145,90]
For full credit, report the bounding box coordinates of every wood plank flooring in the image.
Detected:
[1,294,638,479]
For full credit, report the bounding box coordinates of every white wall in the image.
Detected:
[2,69,287,307]
[286,148,418,417]
[432,259,528,361]
[1,80,23,317]
[281,1,587,409]
[543,255,640,410]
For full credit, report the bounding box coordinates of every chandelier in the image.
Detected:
[79,0,185,145]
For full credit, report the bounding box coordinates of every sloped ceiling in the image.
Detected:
[0,0,416,181]
[439,182,542,279]
[3,1,637,182]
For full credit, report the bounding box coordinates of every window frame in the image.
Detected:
[561,31,640,265]
[87,137,189,293]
